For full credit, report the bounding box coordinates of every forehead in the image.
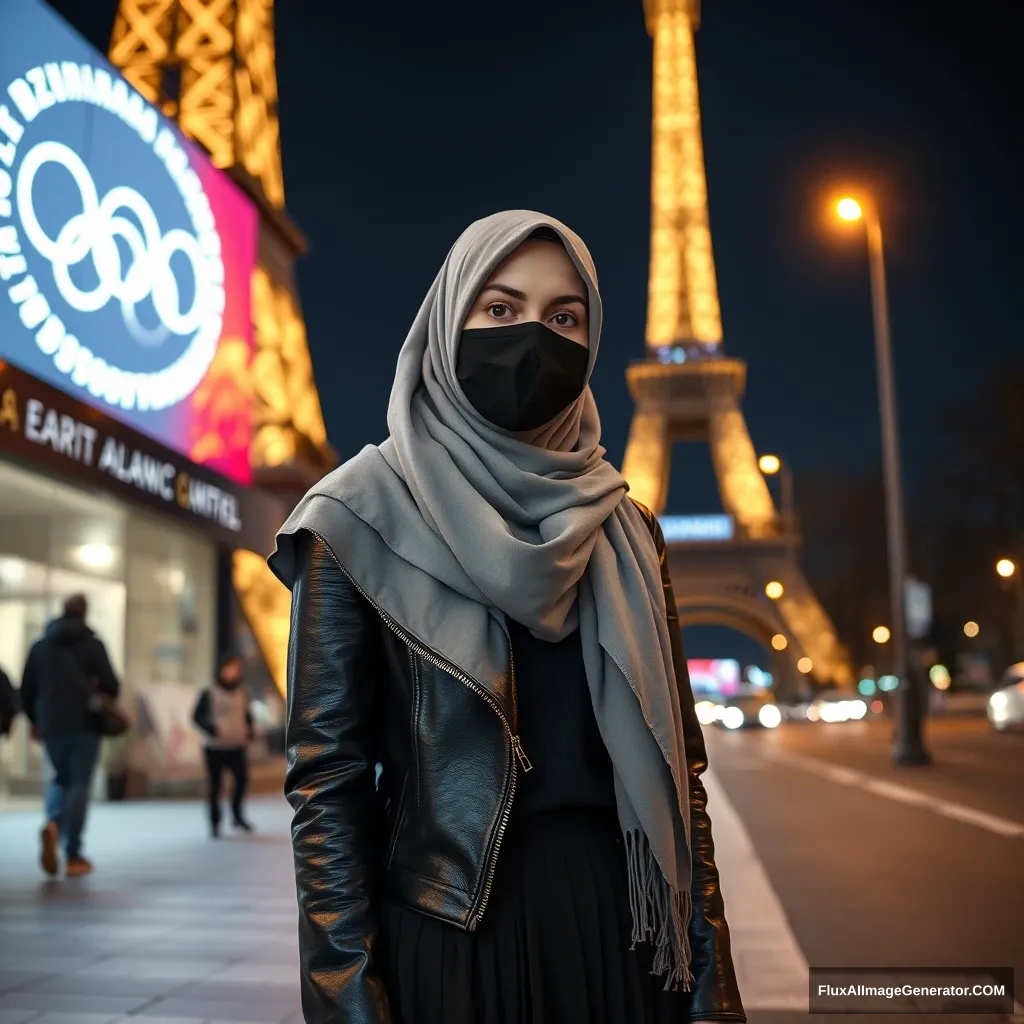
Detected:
[484,238,585,286]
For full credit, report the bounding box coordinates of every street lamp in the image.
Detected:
[765,580,784,599]
[872,625,891,644]
[995,558,1023,661]
[758,453,794,533]
[832,193,930,766]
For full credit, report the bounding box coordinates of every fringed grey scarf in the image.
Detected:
[268,210,694,988]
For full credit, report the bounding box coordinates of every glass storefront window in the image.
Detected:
[0,459,215,798]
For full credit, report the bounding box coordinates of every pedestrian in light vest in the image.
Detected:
[192,650,254,837]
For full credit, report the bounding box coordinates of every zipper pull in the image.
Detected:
[511,735,533,773]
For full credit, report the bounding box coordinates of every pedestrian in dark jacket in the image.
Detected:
[20,593,120,878]
[193,650,255,837]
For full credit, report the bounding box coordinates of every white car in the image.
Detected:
[699,692,782,730]
[987,667,1024,732]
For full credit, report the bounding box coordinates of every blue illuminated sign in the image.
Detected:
[659,514,735,542]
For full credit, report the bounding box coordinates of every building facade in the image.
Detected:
[0,0,300,799]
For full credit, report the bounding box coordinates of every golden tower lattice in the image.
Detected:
[624,0,853,689]
[109,0,335,696]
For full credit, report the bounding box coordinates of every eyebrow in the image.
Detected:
[481,283,588,307]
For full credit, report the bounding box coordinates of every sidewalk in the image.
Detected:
[0,798,302,1024]
[0,778,807,1024]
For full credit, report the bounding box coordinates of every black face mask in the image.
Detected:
[456,322,590,432]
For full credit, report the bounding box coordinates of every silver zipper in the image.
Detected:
[308,531,529,927]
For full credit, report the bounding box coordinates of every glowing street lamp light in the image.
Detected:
[765,581,784,600]
[872,625,891,645]
[996,558,1016,579]
[836,197,863,222]
[830,191,929,766]
[771,633,788,651]
[797,657,813,674]
[963,621,980,638]
[758,454,781,475]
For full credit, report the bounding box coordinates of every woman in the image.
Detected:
[269,211,745,1024]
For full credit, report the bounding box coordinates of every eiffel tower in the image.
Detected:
[107,0,336,695]
[623,0,853,691]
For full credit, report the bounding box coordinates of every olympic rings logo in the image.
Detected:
[15,140,216,347]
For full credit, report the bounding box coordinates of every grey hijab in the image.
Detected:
[268,209,693,988]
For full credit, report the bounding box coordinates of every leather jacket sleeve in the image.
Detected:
[284,531,392,1024]
[642,505,747,1022]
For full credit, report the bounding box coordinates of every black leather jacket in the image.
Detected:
[284,502,746,1023]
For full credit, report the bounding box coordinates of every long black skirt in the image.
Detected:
[379,807,690,1024]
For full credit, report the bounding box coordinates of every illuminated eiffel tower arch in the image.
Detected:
[108,0,335,696]
[623,0,853,691]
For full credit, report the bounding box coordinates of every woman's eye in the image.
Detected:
[552,311,579,328]
[486,303,513,319]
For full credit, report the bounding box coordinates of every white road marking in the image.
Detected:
[932,800,1024,838]
[703,767,809,1011]
[764,748,1024,840]
[862,777,931,807]
[822,763,863,786]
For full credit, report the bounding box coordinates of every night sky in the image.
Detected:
[47,0,1024,663]
[277,0,1020,508]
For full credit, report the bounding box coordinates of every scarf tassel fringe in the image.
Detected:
[624,829,694,992]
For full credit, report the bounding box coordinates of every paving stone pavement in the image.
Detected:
[0,796,302,1024]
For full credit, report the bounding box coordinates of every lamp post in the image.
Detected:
[996,558,1023,663]
[758,453,794,535]
[834,196,930,766]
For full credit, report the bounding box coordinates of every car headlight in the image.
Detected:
[695,701,718,726]
[758,704,782,728]
[989,691,1009,711]
[821,702,848,723]
[722,707,745,730]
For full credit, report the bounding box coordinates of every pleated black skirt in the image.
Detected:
[379,807,689,1024]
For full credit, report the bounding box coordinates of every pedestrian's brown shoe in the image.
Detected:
[65,857,93,878]
[40,821,59,878]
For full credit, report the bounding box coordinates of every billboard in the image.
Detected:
[0,0,258,484]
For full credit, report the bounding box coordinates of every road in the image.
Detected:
[706,713,1024,1024]
[742,713,1024,824]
